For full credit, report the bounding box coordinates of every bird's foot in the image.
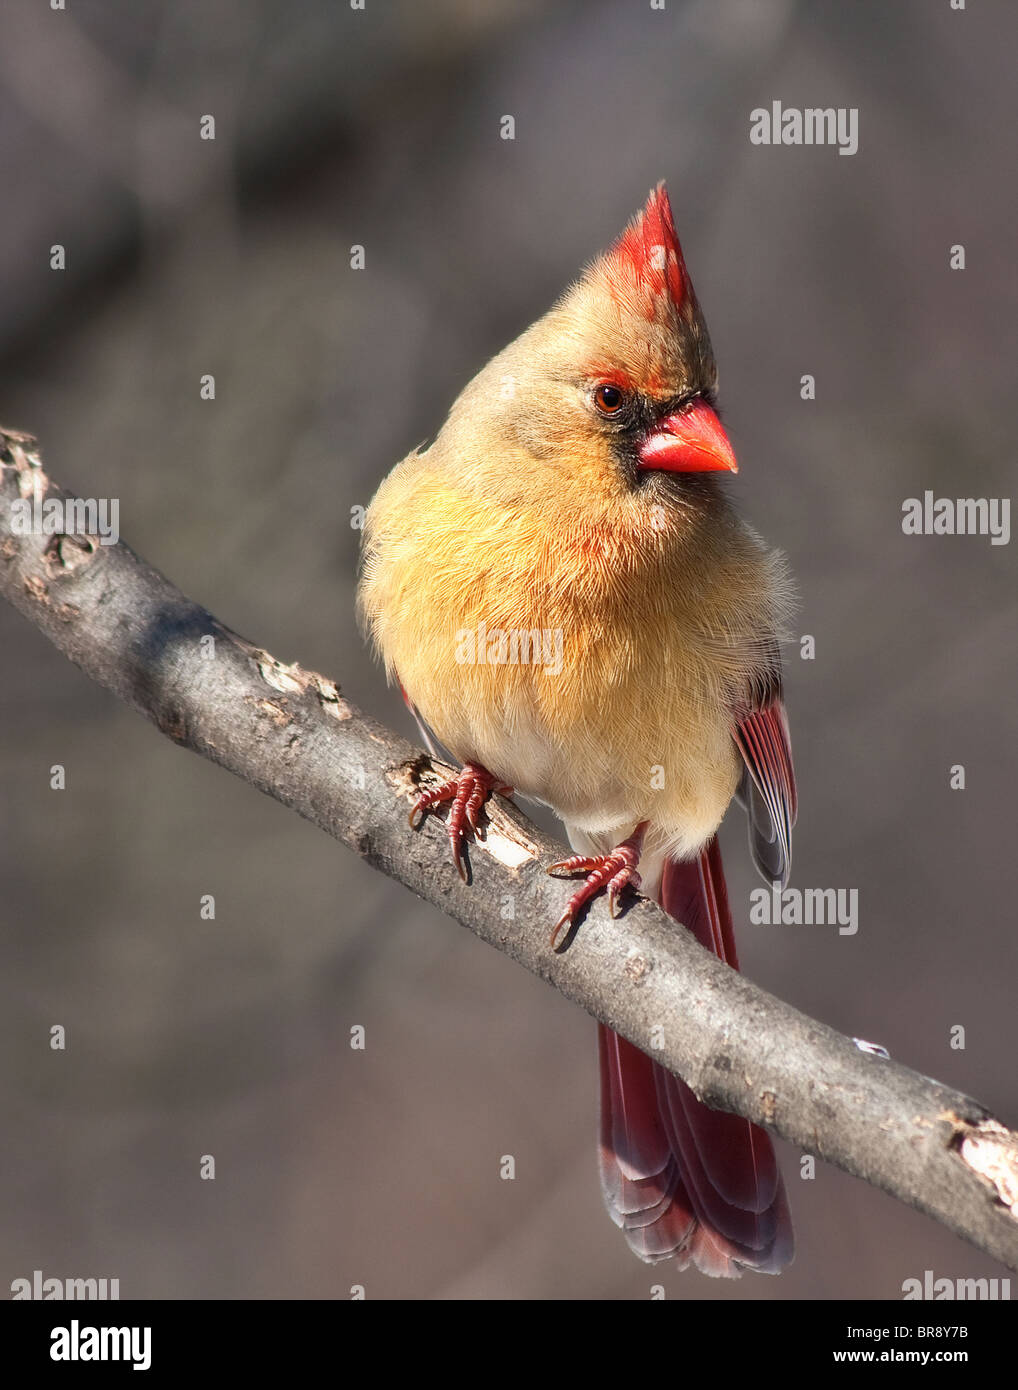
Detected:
[409,761,513,882]
[546,823,647,949]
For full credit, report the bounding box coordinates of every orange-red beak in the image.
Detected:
[637,400,738,474]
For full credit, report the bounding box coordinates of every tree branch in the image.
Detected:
[2,424,1017,1272]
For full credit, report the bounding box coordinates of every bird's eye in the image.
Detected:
[594,383,626,415]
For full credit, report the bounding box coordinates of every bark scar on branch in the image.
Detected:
[948,1116,1018,1220]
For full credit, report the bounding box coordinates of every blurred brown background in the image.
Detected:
[1,0,1015,1300]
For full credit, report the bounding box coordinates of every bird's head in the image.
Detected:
[443,183,737,512]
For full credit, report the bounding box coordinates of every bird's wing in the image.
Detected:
[732,672,797,889]
[397,677,443,759]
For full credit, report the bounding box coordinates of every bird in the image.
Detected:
[358,183,797,1276]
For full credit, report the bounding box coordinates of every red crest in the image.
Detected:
[603,182,690,312]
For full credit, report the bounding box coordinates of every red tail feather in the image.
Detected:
[598,838,793,1276]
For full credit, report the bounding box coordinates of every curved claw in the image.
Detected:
[608,869,642,919]
[450,825,469,882]
[549,900,586,951]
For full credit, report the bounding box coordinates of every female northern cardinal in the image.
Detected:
[359,184,796,1276]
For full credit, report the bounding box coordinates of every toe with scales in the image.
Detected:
[547,823,647,949]
[408,761,513,881]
